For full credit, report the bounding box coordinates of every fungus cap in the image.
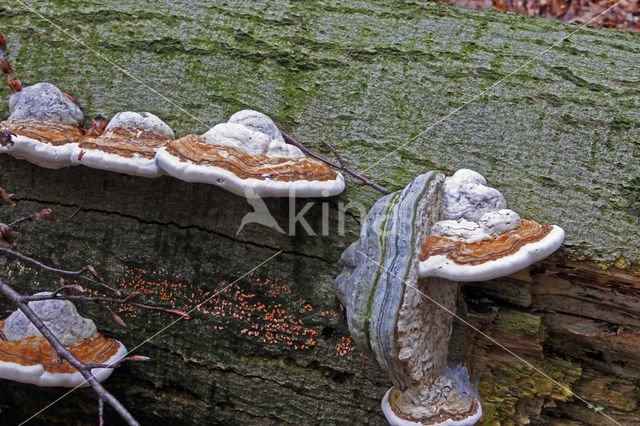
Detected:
[0,331,127,387]
[420,170,565,281]
[227,109,287,145]
[0,83,84,168]
[157,109,345,197]
[441,169,506,221]
[0,119,82,168]
[0,296,127,387]
[105,111,174,139]
[8,83,83,127]
[419,222,565,281]
[71,111,173,177]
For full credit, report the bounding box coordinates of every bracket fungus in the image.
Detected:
[0,295,127,387]
[335,169,564,425]
[156,109,345,197]
[0,83,84,168]
[71,111,174,177]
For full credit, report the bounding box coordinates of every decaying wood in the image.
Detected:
[0,0,638,424]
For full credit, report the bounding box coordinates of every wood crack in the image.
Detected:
[12,197,334,265]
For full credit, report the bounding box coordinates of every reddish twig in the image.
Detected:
[0,187,14,206]
[0,223,14,246]
[319,138,346,168]
[0,280,140,426]
[276,124,390,194]
[7,208,58,227]
[0,32,21,93]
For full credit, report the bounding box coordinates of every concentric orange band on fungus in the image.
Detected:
[166,134,339,182]
[0,320,122,374]
[78,126,170,160]
[0,119,83,146]
[422,219,553,265]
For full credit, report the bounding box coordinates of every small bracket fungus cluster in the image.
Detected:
[71,111,174,178]
[0,83,84,168]
[0,33,345,197]
[0,294,127,387]
[335,169,564,426]
[156,109,345,197]
[0,82,345,197]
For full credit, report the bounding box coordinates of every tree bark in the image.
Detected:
[0,0,638,424]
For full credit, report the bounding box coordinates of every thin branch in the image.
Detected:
[85,355,150,370]
[98,398,104,426]
[100,302,126,327]
[51,283,84,297]
[7,208,58,227]
[319,138,346,168]
[0,247,120,295]
[276,124,391,194]
[22,293,191,319]
[0,280,140,426]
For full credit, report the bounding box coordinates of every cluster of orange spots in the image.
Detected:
[336,336,356,357]
[320,310,335,317]
[114,265,189,315]
[301,300,313,312]
[115,267,320,351]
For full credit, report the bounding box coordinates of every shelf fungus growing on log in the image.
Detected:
[0,295,127,387]
[334,169,564,426]
[0,83,84,168]
[156,109,345,197]
[71,111,174,177]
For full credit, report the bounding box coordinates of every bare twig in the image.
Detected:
[85,355,150,370]
[276,124,391,194]
[0,246,121,295]
[98,398,104,426]
[50,283,84,297]
[0,280,140,426]
[319,138,346,168]
[0,31,21,93]
[22,292,191,319]
[7,208,58,227]
[101,302,126,327]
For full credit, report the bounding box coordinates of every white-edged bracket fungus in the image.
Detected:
[71,111,174,177]
[334,169,564,426]
[0,83,84,168]
[0,295,127,387]
[156,109,345,197]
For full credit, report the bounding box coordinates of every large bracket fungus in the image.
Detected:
[0,295,127,387]
[156,109,345,197]
[335,169,564,425]
[0,83,84,168]
[71,111,174,177]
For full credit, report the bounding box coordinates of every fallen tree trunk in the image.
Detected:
[0,0,638,424]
